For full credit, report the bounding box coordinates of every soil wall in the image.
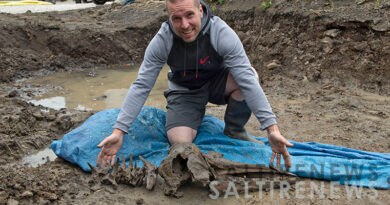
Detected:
[1,0,389,94]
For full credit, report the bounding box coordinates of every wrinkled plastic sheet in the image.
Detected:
[51,107,390,189]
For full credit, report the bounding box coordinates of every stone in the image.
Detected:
[324,29,341,38]
[136,198,144,205]
[266,60,281,69]
[7,199,19,205]
[38,191,57,201]
[8,90,19,98]
[21,190,33,198]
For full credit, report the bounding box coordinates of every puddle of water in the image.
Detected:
[29,96,67,110]
[22,147,57,168]
[19,65,171,167]
[25,65,170,111]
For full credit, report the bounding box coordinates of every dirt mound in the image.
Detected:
[216,0,390,94]
[0,2,167,81]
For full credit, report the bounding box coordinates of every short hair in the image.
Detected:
[166,0,200,8]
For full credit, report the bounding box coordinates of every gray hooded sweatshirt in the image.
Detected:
[114,1,277,133]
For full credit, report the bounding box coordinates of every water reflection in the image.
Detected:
[26,65,169,111]
[29,96,66,110]
[22,147,57,168]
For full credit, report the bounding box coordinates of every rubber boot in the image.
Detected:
[223,97,264,145]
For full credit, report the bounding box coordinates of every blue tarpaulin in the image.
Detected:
[51,107,390,189]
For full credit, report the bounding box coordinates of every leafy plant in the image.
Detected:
[261,0,272,11]
[208,0,225,4]
[208,0,224,12]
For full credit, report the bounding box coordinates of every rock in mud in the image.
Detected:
[7,199,19,205]
[324,29,341,38]
[266,60,282,70]
[136,198,144,205]
[21,190,33,198]
[38,191,57,201]
[7,90,19,98]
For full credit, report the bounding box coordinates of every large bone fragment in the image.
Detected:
[158,143,212,197]
[157,143,297,197]
[88,143,296,198]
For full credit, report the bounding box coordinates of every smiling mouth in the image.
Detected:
[182,29,194,35]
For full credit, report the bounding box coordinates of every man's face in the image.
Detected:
[167,0,203,42]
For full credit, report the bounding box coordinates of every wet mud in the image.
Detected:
[0,0,389,204]
[0,95,93,165]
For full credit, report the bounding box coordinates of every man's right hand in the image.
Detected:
[96,128,124,168]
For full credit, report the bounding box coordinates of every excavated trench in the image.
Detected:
[1,0,389,93]
[0,0,389,204]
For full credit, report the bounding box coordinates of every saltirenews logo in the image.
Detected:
[208,163,383,200]
[209,181,379,200]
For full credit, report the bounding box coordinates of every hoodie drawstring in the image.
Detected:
[196,39,198,79]
[183,40,199,79]
[184,43,186,77]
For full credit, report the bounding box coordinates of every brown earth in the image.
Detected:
[0,0,389,204]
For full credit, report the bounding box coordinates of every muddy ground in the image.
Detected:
[0,0,389,204]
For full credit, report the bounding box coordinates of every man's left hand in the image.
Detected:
[267,124,293,171]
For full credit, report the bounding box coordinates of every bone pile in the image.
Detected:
[88,154,157,191]
[88,143,296,198]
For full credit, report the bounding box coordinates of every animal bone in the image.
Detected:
[88,143,296,198]
[158,143,297,197]
[87,154,157,191]
[139,156,157,190]
[158,143,213,197]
